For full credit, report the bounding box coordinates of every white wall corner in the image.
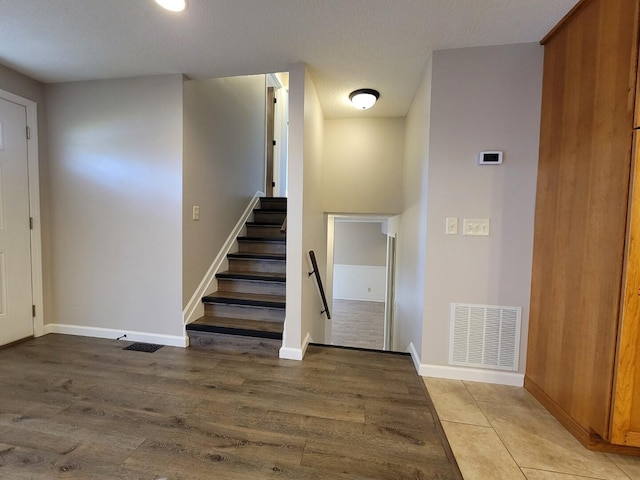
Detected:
[44,324,188,348]
[182,191,264,325]
[279,332,313,361]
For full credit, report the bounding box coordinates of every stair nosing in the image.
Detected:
[237,236,286,243]
[246,222,285,227]
[202,293,286,309]
[216,272,286,283]
[186,323,283,340]
[253,209,288,213]
[227,253,286,260]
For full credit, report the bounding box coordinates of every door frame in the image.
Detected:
[325,214,397,350]
[0,88,44,337]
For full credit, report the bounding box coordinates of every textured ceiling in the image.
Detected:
[0,0,578,118]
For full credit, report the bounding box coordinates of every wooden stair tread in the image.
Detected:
[246,222,285,228]
[227,252,286,261]
[202,291,286,308]
[188,316,283,335]
[216,271,286,282]
[253,208,287,213]
[259,198,287,210]
[237,236,286,243]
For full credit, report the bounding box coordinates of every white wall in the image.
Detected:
[323,118,404,214]
[395,58,432,356]
[45,75,184,339]
[422,44,543,375]
[283,63,327,358]
[333,265,386,302]
[182,75,266,306]
[333,221,387,266]
[333,221,387,302]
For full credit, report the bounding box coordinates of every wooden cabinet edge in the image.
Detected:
[633,0,640,128]
[541,0,595,44]
[611,132,640,446]
[526,376,640,454]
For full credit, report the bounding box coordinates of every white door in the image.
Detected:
[0,97,33,346]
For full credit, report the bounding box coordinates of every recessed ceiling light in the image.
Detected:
[349,89,380,110]
[154,0,187,12]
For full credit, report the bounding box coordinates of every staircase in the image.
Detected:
[186,197,287,356]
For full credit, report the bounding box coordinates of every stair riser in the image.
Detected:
[253,211,287,224]
[259,199,287,211]
[246,225,286,238]
[205,303,285,322]
[238,241,286,254]
[217,279,286,296]
[228,258,286,274]
[188,330,281,357]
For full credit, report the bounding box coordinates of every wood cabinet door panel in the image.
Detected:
[527,0,638,440]
[612,131,640,447]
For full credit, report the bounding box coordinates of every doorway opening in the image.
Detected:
[326,215,398,351]
[265,73,289,198]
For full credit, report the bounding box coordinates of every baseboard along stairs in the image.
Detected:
[186,197,287,356]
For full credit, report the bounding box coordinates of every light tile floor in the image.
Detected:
[424,378,640,480]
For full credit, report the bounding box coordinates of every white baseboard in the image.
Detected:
[182,192,264,326]
[407,342,524,387]
[279,332,312,361]
[333,296,385,303]
[44,324,188,348]
[408,342,422,373]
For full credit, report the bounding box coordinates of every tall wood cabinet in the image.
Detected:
[526,0,640,452]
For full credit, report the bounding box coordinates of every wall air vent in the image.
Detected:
[449,303,521,372]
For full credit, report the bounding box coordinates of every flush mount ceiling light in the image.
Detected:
[154,0,187,12]
[349,89,380,110]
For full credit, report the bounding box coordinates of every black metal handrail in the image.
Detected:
[308,250,331,319]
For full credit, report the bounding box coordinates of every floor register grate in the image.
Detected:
[123,342,163,353]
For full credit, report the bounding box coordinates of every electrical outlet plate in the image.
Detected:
[463,218,490,236]
[446,217,458,235]
[192,205,200,221]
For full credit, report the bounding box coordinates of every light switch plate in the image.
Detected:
[463,218,490,236]
[446,217,458,235]
[192,205,200,221]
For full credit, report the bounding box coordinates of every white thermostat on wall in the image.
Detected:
[478,151,503,165]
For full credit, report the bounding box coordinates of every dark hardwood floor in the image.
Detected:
[0,334,461,479]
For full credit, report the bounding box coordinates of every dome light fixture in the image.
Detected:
[349,88,380,110]
[154,0,187,12]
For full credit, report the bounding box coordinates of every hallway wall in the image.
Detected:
[423,44,543,377]
[45,74,184,340]
[284,63,327,358]
[323,117,404,215]
[182,74,266,307]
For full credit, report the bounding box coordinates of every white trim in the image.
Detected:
[408,342,422,373]
[44,324,188,347]
[182,192,264,325]
[0,89,44,338]
[407,342,523,386]
[266,73,283,89]
[419,364,524,387]
[279,332,312,360]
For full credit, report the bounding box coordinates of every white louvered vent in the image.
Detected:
[449,303,521,372]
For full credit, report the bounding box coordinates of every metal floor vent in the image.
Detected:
[449,303,521,372]
[123,342,163,353]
